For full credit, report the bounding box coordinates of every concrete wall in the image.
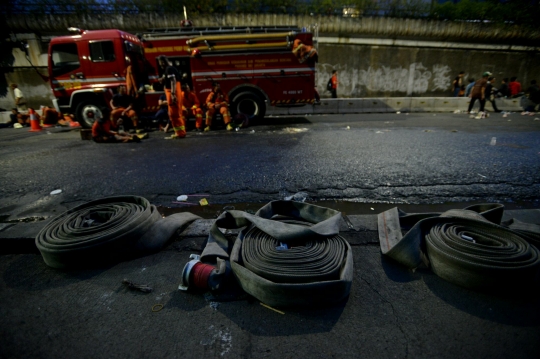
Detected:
[1,15,539,110]
[5,14,540,44]
[315,42,540,98]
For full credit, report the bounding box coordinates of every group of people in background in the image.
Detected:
[454,71,539,116]
[6,83,80,129]
[92,54,238,143]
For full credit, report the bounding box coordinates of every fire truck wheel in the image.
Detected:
[76,101,103,129]
[231,92,266,121]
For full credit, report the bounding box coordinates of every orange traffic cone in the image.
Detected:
[28,108,42,132]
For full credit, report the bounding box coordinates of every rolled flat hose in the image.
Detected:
[36,196,200,269]
[378,204,540,291]
[200,201,353,308]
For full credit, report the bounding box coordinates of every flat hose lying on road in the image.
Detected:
[36,196,200,269]
[200,201,353,307]
[378,204,540,291]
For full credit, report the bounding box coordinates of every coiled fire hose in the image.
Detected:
[36,196,200,269]
[378,204,540,291]
[181,201,353,307]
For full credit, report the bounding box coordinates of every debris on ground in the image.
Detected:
[284,192,308,202]
[283,127,308,133]
[122,279,153,293]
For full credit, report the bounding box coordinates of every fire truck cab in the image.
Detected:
[48,26,318,128]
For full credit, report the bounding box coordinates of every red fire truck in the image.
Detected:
[47,26,318,128]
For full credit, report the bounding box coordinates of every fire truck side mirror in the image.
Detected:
[18,42,29,56]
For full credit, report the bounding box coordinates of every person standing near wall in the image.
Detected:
[467,71,491,115]
[485,76,501,113]
[452,71,465,97]
[464,78,475,97]
[330,70,338,98]
[10,83,27,112]
[158,55,186,139]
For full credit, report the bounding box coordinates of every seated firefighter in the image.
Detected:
[204,82,232,132]
[110,85,139,131]
[181,83,203,131]
[40,106,63,127]
[92,108,137,143]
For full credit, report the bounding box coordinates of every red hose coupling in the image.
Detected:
[178,254,216,291]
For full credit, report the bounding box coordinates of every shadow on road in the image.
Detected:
[381,252,540,327]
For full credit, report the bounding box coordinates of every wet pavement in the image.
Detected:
[1,113,540,358]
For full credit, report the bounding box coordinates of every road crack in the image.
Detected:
[360,276,410,358]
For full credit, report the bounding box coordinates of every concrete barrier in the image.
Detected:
[383,98,412,113]
[0,111,11,124]
[263,96,526,117]
[360,98,393,113]
[337,99,366,114]
[288,104,314,116]
[312,99,340,115]
[498,98,524,112]
[3,98,521,123]
[431,97,467,112]
[409,98,433,113]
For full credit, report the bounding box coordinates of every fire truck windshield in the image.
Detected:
[51,43,80,76]
[124,41,143,56]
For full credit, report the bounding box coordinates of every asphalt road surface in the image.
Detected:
[1,112,540,359]
[0,111,539,220]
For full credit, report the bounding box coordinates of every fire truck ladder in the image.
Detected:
[186,32,296,52]
[144,26,301,37]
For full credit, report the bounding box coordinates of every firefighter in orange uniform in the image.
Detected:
[40,106,62,127]
[205,82,232,132]
[181,83,204,131]
[292,38,317,64]
[158,55,186,139]
[110,85,139,130]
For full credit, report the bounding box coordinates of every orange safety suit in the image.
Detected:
[292,39,317,63]
[110,90,139,129]
[160,64,185,138]
[205,89,231,127]
[182,89,204,129]
[110,107,138,129]
[41,106,62,127]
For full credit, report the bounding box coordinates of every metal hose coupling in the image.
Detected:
[178,254,227,291]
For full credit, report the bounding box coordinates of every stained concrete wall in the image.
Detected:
[5,14,540,44]
[1,15,539,110]
[315,42,540,98]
